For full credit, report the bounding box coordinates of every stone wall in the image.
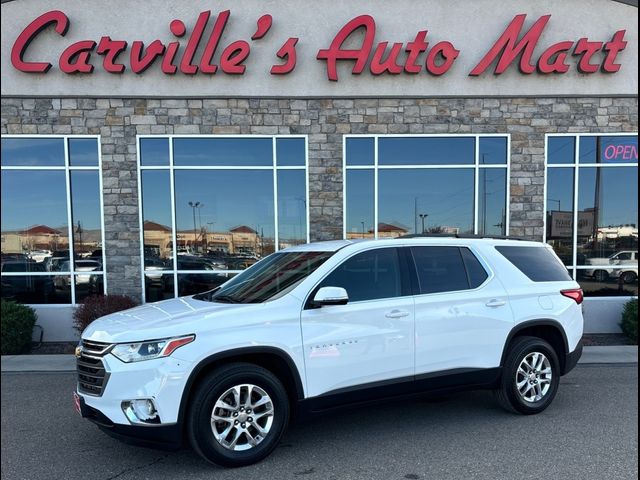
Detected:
[1,96,637,300]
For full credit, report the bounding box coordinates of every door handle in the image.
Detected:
[485,299,507,308]
[385,309,410,319]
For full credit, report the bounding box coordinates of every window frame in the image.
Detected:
[136,134,310,303]
[544,132,639,296]
[1,134,107,305]
[342,134,511,239]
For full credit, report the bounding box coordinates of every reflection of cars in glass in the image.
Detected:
[583,251,638,282]
[77,238,584,467]
[611,267,638,285]
[46,256,70,272]
[55,260,101,287]
[27,249,52,263]
[1,261,55,303]
[145,257,170,287]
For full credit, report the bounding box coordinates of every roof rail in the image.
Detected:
[396,233,529,241]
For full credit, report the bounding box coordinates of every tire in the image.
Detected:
[494,336,561,415]
[620,271,637,285]
[593,270,608,282]
[187,363,290,467]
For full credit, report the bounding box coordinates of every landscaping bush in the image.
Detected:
[73,294,138,334]
[620,298,638,344]
[1,300,38,355]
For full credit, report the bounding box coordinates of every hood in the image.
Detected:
[82,296,257,344]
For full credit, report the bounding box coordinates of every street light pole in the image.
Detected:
[188,201,200,252]
[361,221,365,238]
[419,213,428,234]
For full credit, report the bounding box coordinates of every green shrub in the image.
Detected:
[620,298,638,344]
[73,294,138,334]
[1,300,37,355]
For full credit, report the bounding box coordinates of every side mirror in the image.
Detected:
[312,286,349,306]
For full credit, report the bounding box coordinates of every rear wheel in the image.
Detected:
[593,270,608,282]
[621,271,637,285]
[187,363,290,467]
[495,336,560,415]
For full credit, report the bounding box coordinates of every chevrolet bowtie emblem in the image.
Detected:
[75,346,82,358]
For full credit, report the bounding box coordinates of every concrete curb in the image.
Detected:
[1,346,637,373]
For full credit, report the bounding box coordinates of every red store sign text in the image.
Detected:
[10,10,627,79]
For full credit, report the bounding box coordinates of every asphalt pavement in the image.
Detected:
[1,365,637,480]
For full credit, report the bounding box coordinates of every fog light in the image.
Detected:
[122,399,160,424]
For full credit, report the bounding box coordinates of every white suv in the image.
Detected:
[75,237,584,467]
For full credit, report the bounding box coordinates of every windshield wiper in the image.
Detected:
[212,294,241,304]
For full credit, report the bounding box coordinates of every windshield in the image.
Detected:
[194,251,334,304]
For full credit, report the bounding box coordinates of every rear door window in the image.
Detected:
[318,248,402,302]
[460,248,489,288]
[410,246,470,294]
[495,246,572,282]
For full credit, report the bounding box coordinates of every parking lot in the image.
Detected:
[1,365,637,480]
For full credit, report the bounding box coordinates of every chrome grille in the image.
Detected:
[77,340,112,396]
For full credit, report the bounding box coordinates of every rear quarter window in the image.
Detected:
[495,246,572,282]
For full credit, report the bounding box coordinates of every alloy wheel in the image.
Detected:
[515,352,553,403]
[210,384,275,451]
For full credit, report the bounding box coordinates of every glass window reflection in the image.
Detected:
[1,274,70,304]
[174,170,275,261]
[345,170,375,239]
[70,171,102,268]
[546,168,575,265]
[1,138,65,166]
[577,167,638,264]
[141,170,174,269]
[68,138,99,166]
[580,136,638,164]
[276,138,305,166]
[547,137,575,164]
[479,137,507,164]
[173,138,273,166]
[1,170,69,269]
[277,170,307,249]
[478,169,507,235]
[140,138,170,166]
[378,137,475,165]
[378,169,474,236]
[345,137,374,166]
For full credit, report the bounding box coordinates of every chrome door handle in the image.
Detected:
[385,309,410,319]
[486,299,507,308]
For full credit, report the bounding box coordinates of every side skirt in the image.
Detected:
[296,367,502,418]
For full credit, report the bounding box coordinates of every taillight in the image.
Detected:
[561,288,584,305]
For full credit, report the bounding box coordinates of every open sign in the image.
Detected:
[603,143,638,161]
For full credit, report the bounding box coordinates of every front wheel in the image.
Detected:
[620,271,637,285]
[187,363,290,467]
[495,336,560,415]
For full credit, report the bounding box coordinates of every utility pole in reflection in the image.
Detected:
[188,201,200,252]
[361,221,365,238]
[76,221,83,255]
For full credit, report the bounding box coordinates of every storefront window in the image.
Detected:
[1,136,105,304]
[545,134,638,297]
[138,135,308,302]
[344,135,509,239]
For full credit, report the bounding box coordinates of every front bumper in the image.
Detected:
[562,340,583,375]
[78,353,193,427]
[77,395,181,450]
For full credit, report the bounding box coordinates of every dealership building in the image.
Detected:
[1,0,637,341]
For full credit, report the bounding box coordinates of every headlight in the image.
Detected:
[111,335,195,363]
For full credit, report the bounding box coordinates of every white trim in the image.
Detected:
[342,134,511,239]
[1,134,105,305]
[543,132,639,285]
[136,134,310,302]
[272,137,279,250]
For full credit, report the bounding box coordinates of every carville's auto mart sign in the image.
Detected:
[1,0,638,97]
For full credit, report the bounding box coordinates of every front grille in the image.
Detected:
[77,340,112,396]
